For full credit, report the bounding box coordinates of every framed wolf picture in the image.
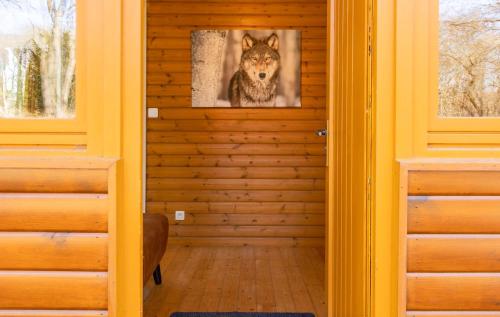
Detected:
[191,30,302,108]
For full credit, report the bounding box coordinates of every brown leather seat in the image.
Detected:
[143,213,169,285]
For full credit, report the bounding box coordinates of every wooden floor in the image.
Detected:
[144,246,327,317]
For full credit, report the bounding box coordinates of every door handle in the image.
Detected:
[316,129,327,137]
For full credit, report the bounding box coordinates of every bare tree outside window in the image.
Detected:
[0,0,76,119]
[439,0,500,117]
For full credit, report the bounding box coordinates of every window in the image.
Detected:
[439,0,500,117]
[0,0,76,119]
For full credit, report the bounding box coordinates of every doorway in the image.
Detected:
[141,0,371,315]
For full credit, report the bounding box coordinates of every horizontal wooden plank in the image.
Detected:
[169,225,324,237]
[146,201,325,214]
[147,71,326,85]
[147,49,325,64]
[147,3,326,15]
[148,85,324,98]
[407,274,500,310]
[153,108,325,120]
[0,195,108,233]
[406,312,500,317]
[147,167,325,179]
[147,37,324,50]
[0,169,108,194]
[147,178,325,190]
[149,0,326,3]
[408,171,500,196]
[0,310,108,317]
[147,144,326,155]
[147,61,325,73]
[0,272,107,310]
[407,236,500,272]
[0,233,107,271]
[147,189,324,202]
[147,155,325,168]
[147,96,325,108]
[162,212,325,225]
[147,27,326,39]
[0,157,115,170]
[408,196,500,234]
[147,131,326,144]
[169,237,324,247]
[147,120,325,131]
[147,15,326,27]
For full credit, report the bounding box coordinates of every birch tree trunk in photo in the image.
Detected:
[281,30,298,107]
[220,30,242,101]
[191,30,227,107]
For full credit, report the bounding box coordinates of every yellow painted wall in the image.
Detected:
[374,0,500,315]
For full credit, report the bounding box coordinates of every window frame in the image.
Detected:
[0,0,85,132]
[0,0,119,151]
[427,0,500,132]
[395,0,500,157]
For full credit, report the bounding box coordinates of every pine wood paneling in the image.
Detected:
[146,0,326,246]
[0,158,116,316]
[165,213,325,225]
[147,202,325,214]
[408,171,500,196]
[0,310,108,317]
[147,155,326,167]
[147,3,326,14]
[0,169,108,194]
[0,195,108,233]
[406,313,500,317]
[0,272,107,310]
[407,237,500,272]
[0,233,108,271]
[400,162,500,316]
[408,196,500,234]
[407,275,500,311]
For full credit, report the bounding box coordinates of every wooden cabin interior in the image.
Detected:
[143,0,328,316]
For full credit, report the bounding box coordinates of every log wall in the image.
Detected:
[399,161,500,315]
[146,0,328,246]
[0,158,116,317]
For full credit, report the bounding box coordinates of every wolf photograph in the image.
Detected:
[191,30,301,108]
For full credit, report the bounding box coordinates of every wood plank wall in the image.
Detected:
[0,158,116,317]
[146,0,328,246]
[399,162,500,316]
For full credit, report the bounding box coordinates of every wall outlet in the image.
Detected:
[147,107,159,118]
[175,210,185,221]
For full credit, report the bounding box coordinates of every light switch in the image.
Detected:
[175,211,185,221]
[147,107,159,118]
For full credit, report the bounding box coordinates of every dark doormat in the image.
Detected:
[171,313,315,317]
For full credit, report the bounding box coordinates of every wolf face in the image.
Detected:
[241,34,280,86]
[228,33,281,107]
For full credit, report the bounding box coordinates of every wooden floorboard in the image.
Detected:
[144,246,326,317]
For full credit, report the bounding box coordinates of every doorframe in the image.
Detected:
[126,0,377,315]
[326,0,375,314]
